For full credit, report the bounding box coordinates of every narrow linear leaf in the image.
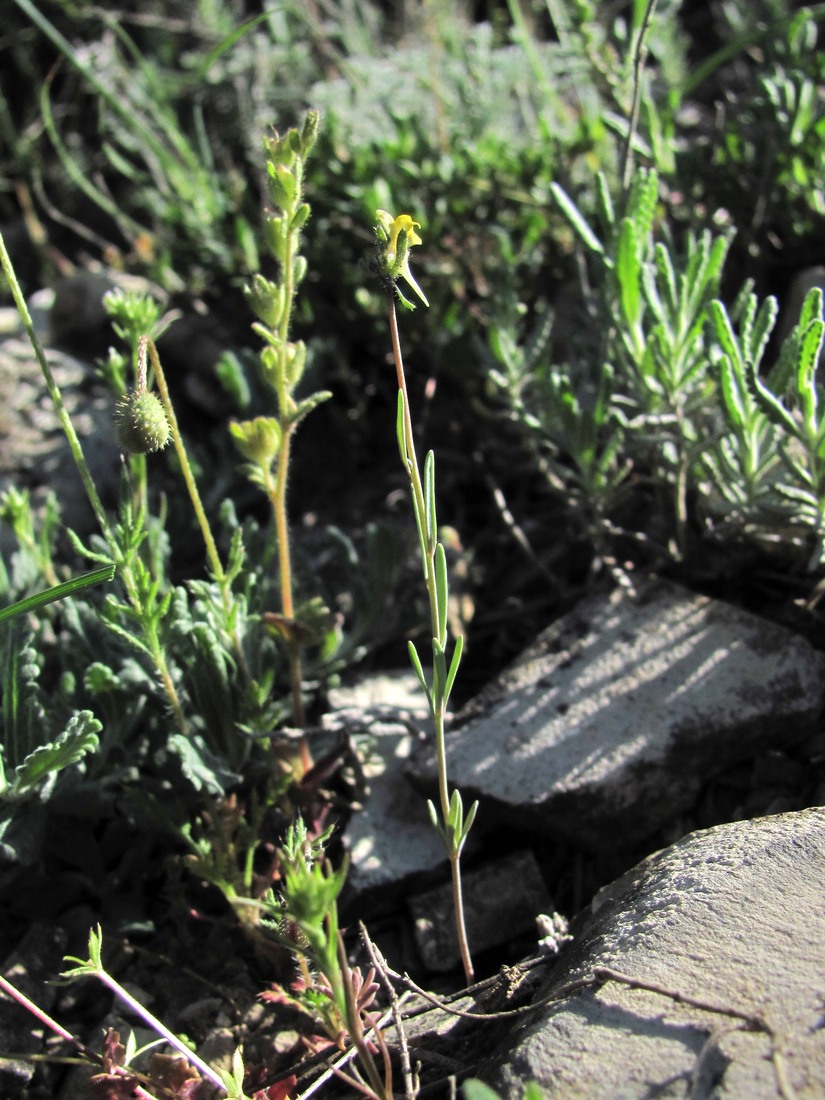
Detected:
[424,451,437,552]
[396,390,408,465]
[444,633,464,705]
[431,638,446,708]
[462,799,479,842]
[407,641,431,705]
[550,183,604,255]
[0,564,115,626]
[594,170,615,231]
[434,542,449,647]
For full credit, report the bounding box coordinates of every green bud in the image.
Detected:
[287,128,303,157]
[244,274,284,328]
[300,110,320,154]
[286,340,307,388]
[267,162,297,209]
[264,215,286,262]
[264,130,295,169]
[260,345,280,387]
[293,256,308,285]
[116,389,171,454]
[229,417,281,467]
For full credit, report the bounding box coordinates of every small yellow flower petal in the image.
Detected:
[374,210,428,308]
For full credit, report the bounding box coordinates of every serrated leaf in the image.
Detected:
[796,319,824,436]
[749,296,778,369]
[101,617,153,657]
[84,662,122,693]
[798,287,824,333]
[616,218,641,330]
[654,242,677,316]
[65,527,117,566]
[717,355,746,432]
[710,300,743,375]
[167,732,240,795]
[11,712,101,797]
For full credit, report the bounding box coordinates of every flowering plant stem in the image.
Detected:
[232,112,331,769]
[387,295,476,984]
[145,336,251,694]
[0,229,187,733]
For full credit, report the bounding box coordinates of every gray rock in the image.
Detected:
[328,672,448,900]
[411,579,825,852]
[0,335,120,539]
[482,808,825,1099]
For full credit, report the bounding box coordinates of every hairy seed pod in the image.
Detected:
[116,389,171,453]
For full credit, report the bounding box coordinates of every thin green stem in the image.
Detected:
[388,298,441,641]
[620,0,658,202]
[264,167,308,745]
[1,232,187,733]
[147,337,251,699]
[269,426,307,739]
[0,230,115,550]
[450,851,474,984]
[146,338,225,585]
[388,295,474,983]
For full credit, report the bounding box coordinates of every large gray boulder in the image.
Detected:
[482,808,825,1098]
[411,579,825,853]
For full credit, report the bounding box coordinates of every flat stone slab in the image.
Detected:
[483,808,825,1098]
[411,579,825,851]
[326,673,449,900]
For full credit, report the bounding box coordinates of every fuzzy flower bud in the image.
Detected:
[116,389,171,453]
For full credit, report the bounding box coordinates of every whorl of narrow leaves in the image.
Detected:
[116,389,171,454]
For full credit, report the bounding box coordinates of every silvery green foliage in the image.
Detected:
[490,164,825,569]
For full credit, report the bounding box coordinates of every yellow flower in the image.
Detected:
[375,209,429,309]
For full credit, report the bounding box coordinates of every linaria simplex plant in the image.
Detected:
[372,209,478,984]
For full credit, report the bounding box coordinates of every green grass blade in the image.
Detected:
[0,567,115,627]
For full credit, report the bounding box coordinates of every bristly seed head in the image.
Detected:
[116,389,171,454]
